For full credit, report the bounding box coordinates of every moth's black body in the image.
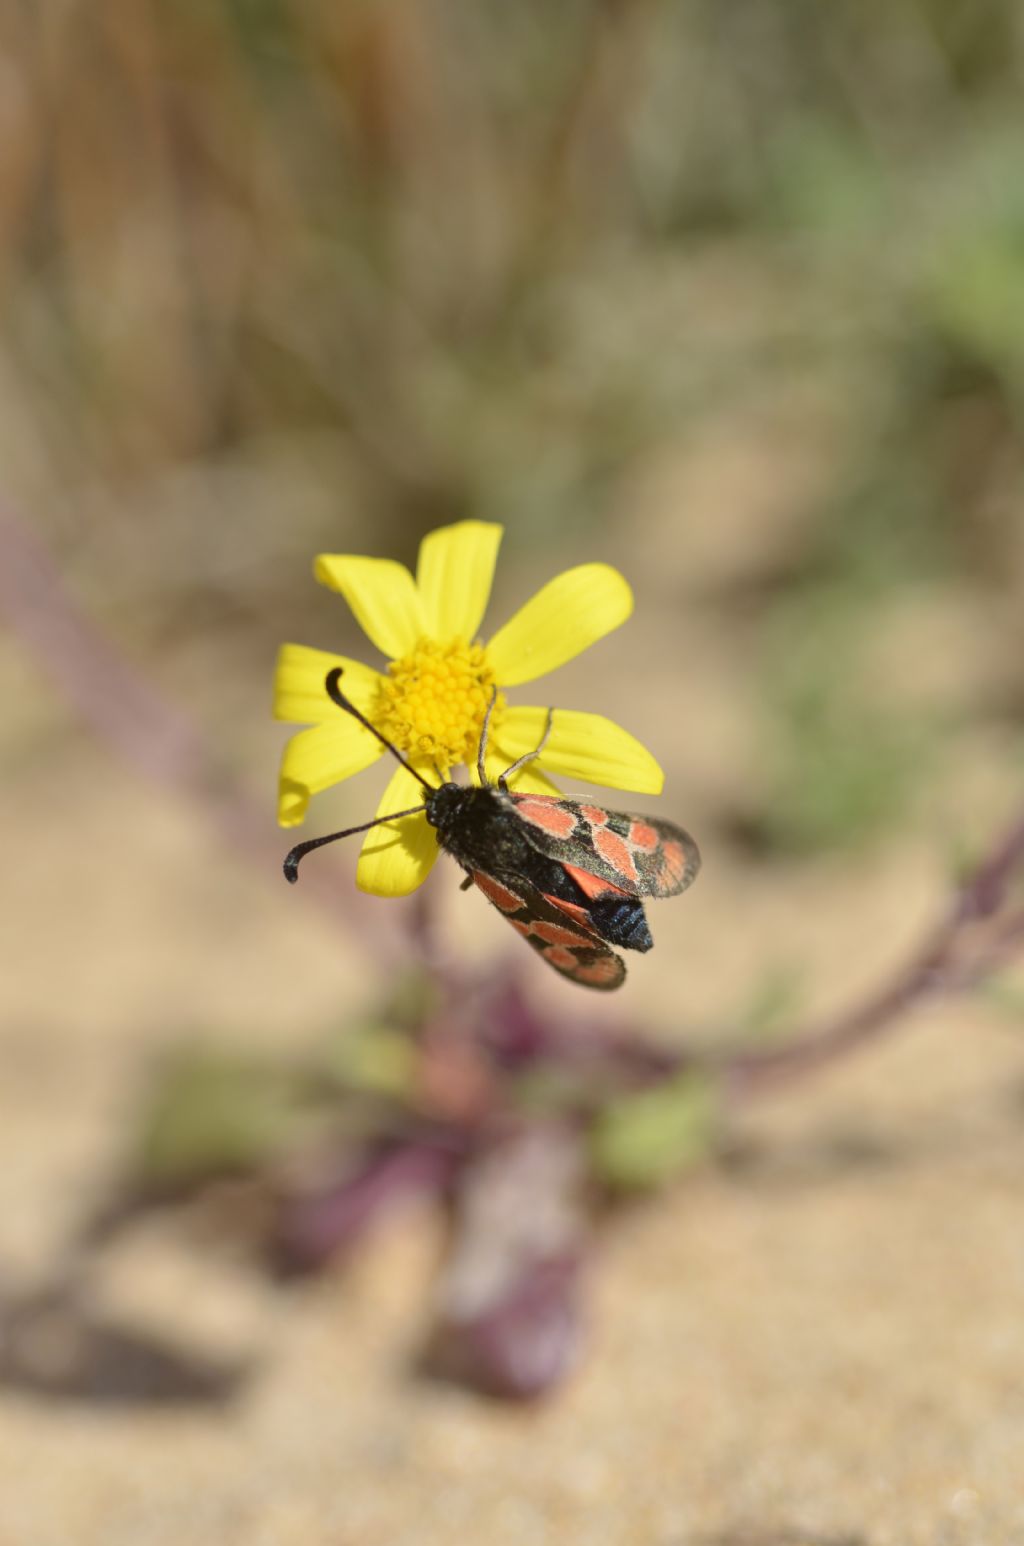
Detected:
[424,783,538,871]
[425,783,653,953]
[584,892,654,952]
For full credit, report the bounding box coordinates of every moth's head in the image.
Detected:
[424,780,487,833]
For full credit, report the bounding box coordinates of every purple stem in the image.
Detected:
[423,1124,588,1400]
[0,502,204,789]
[483,972,681,1084]
[274,1139,461,1276]
[723,806,1024,1099]
[955,813,1024,922]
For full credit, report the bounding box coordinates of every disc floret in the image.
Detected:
[375,637,503,768]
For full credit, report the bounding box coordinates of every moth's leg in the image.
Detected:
[459,871,474,892]
[498,707,554,792]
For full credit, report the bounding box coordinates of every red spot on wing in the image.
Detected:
[629,820,659,852]
[531,919,590,948]
[574,957,621,987]
[472,871,522,913]
[514,797,578,839]
[580,805,609,826]
[593,827,639,885]
[561,863,629,900]
[659,840,688,887]
[544,895,592,928]
[543,945,578,971]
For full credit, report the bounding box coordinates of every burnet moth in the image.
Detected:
[284,669,701,990]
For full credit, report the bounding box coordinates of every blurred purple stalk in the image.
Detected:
[723,809,1024,1097]
[274,1139,462,1277]
[0,501,397,956]
[423,1125,588,1399]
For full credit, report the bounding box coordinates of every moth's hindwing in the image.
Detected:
[470,868,626,991]
[504,792,701,899]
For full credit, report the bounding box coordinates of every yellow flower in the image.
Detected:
[273,520,663,897]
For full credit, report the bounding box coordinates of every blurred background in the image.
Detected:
[2,3,1024,1543]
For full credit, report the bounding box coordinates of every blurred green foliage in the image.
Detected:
[5,1,1023,522]
[758,581,940,851]
[982,977,1024,1021]
[135,1049,312,1189]
[590,1069,718,1191]
[733,964,807,1043]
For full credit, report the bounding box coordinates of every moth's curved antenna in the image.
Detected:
[282,668,436,881]
[324,667,435,792]
[284,805,427,882]
[498,707,555,792]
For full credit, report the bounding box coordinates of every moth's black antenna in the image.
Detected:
[498,707,555,791]
[284,805,427,883]
[325,667,434,791]
[477,685,499,787]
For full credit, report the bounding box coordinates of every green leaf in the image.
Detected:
[511,1066,592,1115]
[590,1072,718,1192]
[736,964,806,1042]
[136,1050,306,1189]
[980,977,1024,1020]
[326,1023,417,1098]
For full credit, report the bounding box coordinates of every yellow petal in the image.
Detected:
[486,564,633,686]
[273,644,384,724]
[314,554,425,659]
[356,764,439,897]
[278,722,384,827]
[416,521,503,639]
[497,706,664,793]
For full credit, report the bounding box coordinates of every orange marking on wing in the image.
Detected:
[659,840,687,885]
[593,827,638,885]
[575,957,620,986]
[472,871,522,913]
[629,820,659,852]
[515,797,578,839]
[509,919,531,937]
[580,805,609,826]
[531,919,588,948]
[543,945,578,971]
[562,862,628,900]
[544,896,591,928]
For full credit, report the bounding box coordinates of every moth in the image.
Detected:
[284,669,700,990]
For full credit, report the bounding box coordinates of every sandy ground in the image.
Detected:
[3,710,1024,1546]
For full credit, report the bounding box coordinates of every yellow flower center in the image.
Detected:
[375,636,503,769]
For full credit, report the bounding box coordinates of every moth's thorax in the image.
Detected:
[424,782,525,869]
